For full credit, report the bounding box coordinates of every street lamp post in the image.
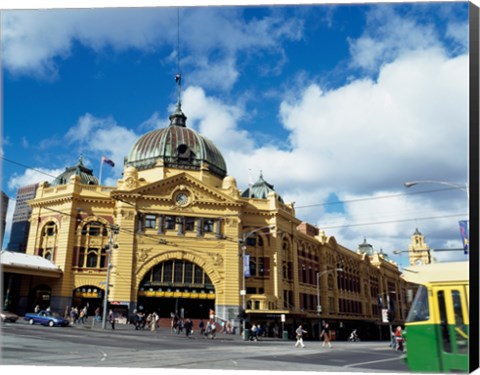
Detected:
[393,248,465,265]
[102,224,119,329]
[316,268,343,340]
[404,179,470,254]
[404,180,469,199]
[240,225,275,340]
[378,291,396,345]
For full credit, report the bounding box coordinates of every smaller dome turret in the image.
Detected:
[51,156,98,186]
[241,172,284,203]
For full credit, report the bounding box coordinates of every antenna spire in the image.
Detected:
[169,7,187,127]
[175,7,182,109]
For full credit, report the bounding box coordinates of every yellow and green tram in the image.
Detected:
[403,261,469,373]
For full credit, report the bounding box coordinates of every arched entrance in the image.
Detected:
[31,284,52,311]
[72,285,104,316]
[138,259,215,318]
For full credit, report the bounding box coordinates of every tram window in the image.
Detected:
[438,290,452,353]
[452,290,468,354]
[406,286,430,322]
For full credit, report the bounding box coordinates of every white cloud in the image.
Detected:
[348,6,441,73]
[277,48,468,193]
[7,167,64,190]
[178,46,468,256]
[1,7,303,88]
[65,113,139,177]
[181,86,255,155]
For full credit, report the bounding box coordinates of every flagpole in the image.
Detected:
[99,157,104,186]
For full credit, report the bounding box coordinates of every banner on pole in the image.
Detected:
[382,308,389,323]
[459,220,469,254]
[243,254,250,277]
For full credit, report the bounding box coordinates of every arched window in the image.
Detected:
[76,220,109,269]
[38,221,58,261]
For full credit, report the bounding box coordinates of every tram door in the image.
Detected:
[433,285,469,372]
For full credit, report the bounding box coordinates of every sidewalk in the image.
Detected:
[72,319,292,342]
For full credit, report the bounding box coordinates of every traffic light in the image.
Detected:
[387,310,394,322]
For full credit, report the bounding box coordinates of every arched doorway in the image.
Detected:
[72,285,104,316]
[138,259,215,318]
[31,284,52,311]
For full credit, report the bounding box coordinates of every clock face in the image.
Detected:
[415,259,423,265]
[175,192,189,206]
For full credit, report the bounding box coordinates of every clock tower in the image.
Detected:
[408,228,431,266]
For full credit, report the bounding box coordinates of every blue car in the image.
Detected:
[24,310,70,327]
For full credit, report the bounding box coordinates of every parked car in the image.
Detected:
[0,311,19,323]
[24,310,70,327]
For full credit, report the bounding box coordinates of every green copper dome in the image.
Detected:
[51,157,99,186]
[241,173,284,203]
[126,104,227,178]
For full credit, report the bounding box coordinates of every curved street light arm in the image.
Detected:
[404,180,469,198]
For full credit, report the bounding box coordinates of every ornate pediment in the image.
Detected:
[112,173,241,209]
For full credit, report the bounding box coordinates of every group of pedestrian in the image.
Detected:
[249,324,265,341]
[133,310,160,331]
[67,305,90,325]
[295,323,333,349]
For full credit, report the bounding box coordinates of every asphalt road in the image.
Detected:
[0,320,410,374]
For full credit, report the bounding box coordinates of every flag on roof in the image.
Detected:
[102,156,115,167]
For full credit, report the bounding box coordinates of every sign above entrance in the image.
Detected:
[138,290,215,299]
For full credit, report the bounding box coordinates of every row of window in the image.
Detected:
[248,257,270,277]
[73,247,108,269]
[339,298,363,315]
[337,272,361,293]
[138,213,220,237]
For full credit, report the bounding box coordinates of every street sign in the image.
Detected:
[382,308,389,323]
[317,305,322,313]
[281,314,286,322]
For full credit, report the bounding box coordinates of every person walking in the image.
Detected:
[108,309,115,330]
[321,323,332,348]
[199,319,205,336]
[295,324,307,348]
[395,326,404,352]
[184,318,193,337]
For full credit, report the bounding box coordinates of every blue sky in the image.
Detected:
[1,1,471,267]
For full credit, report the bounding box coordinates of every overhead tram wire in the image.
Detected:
[1,155,469,233]
[294,186,469,209]
[320,212,468,230]
[0,155,466,228]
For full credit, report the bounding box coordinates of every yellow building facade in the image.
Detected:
[20,102,409,339]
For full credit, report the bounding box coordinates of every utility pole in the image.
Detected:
[102,224,119,329]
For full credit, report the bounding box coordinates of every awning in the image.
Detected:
[1,250,63,278]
